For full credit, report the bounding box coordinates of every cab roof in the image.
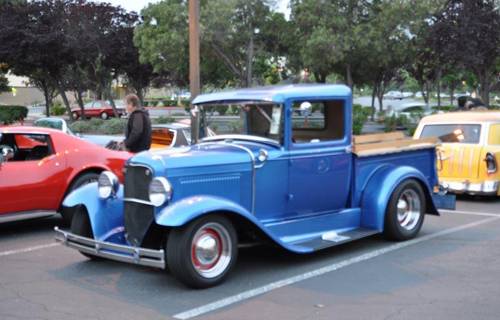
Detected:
[419,111,500,124]
[192,84,352,105]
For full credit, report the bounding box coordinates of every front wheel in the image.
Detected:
[100,112,109,120]
[70,207,101,260]
[60,173,99,225]
[383,179,426,241]
[166,215,238,288]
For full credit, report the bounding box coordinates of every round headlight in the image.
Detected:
[149,177,172,207]
[98,171,119,199]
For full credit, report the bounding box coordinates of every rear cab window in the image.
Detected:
[420,124,481,144]
[291,100,345,144]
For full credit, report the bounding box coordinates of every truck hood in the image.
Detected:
[128,141,277,177]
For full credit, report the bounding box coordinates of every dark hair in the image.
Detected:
[125,94,141,108]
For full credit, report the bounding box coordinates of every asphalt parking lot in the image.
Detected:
[0,196,499,320]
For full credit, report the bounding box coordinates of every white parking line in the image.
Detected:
[0,243,59,257]
[173,215,500,320]
[440,209,499,217]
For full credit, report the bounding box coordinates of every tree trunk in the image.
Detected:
[346,63,353,89]
[371,84,377,121]
[436,69,442,108]
[42,86,51,117]
[76,90,86,120]
[479,71,490,107]
[450,81,456,107]
[105,85,119,117]
[57,83,73,121]
[245,32,254,88]
[136,87,145,106]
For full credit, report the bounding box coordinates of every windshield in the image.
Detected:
[420,124,481,143]
[34,118,64,130]
[199,102,284,144]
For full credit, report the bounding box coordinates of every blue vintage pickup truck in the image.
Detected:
[55,84,454,288]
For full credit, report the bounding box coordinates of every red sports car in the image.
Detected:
[0,126,131,224]
[71,100,126,120]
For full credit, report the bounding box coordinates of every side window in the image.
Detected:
[291,100,345,144]
[12,134,53,161]
[489,124,500,145]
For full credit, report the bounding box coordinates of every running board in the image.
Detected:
[290,228,380,252]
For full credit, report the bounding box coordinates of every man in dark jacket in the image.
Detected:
[123,94,152,153]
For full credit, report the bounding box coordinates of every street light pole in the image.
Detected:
[188,0,201,143]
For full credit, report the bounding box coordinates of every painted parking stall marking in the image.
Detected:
[440,209,499,217]
[173,215,500,320]
[0,243,59,257]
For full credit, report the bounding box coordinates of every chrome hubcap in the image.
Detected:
[397,189,421,231]
[191,222,232,279]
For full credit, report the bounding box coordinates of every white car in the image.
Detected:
[384,91,413,100]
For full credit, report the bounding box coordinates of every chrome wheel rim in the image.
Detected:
[397,189,421,231]
[191,222,232,279]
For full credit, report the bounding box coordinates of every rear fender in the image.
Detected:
[360,165,438,231]
[62,182,125,242]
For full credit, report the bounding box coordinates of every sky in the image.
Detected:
[96,0,290,17]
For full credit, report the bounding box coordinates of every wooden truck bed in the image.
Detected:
[353,132,438,157]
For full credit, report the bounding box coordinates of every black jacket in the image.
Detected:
[124,108,152,153]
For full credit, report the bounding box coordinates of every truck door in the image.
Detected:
[287,99,352,218]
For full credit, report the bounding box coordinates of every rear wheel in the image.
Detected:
[72,112,79,120]
[70,207,101,260]
[61,173,99,226]
[100,112,109,120]
[166,215,237,288]
[383,179,426,241]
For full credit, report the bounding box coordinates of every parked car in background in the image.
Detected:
[56,84,454,288]
[71,100,125,120]
[384,91,413,100]
[414,111,500,196]
[33,117,75,135]
[0,126,130,224]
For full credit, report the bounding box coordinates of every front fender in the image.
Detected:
[155,195,255,227]
[360,165,437,231]
[155,195,312,253]
[63,182,125,242]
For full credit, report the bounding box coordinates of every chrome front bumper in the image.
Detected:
[54,227,165,269]
[440,180,499,195]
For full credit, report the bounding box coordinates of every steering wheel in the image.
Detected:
[0,145,15,161]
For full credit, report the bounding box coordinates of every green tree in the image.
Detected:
[134,0,189,87]
[289,0,371,86]
[134,0,284,89]
[426,0,500,106]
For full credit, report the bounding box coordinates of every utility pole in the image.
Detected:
[189,0,201,143]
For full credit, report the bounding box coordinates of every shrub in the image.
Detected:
[69,120,96,134]
[100,118,127,135]
[352,104,369,135]
[0,105,28,124]
[50,102,66,116]
[70,118,126,135]
[153,116,175,124]
[384,114,409,132]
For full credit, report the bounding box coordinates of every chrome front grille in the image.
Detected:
[123,164,155,247]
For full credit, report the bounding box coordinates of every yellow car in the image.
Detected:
[414,111,500,196]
